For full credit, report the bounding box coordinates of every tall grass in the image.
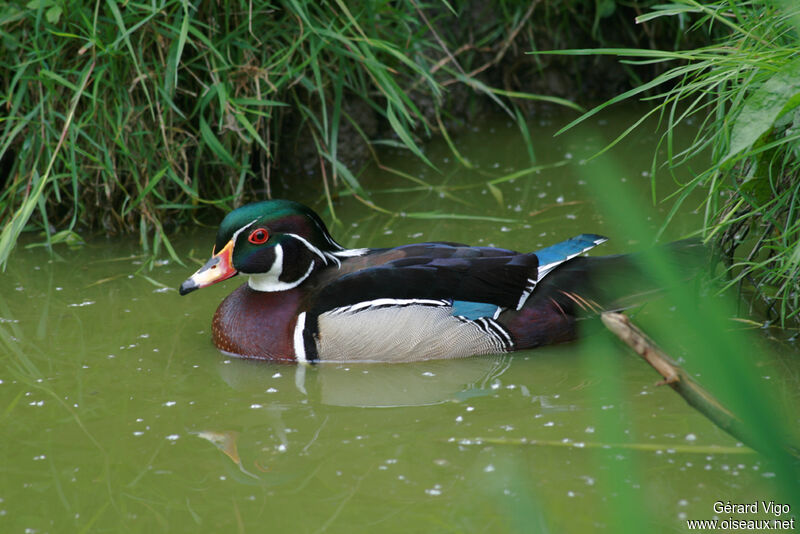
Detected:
[0,0,586,269]
[549,0,800,327]
[0,0,704,270]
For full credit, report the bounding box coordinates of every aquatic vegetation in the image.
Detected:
[552,0,800,328]
[0,0,696,270]
[0,0,566,268]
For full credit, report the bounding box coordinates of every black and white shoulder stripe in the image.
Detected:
[325,297,451,317]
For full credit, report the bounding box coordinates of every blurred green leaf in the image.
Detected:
[723,56,800,164]
[487,183,504,207]
[199,117,236,167]
[386,103,437,170]
[45,5,61,23]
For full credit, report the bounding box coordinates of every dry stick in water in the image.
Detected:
[600,311,762,452]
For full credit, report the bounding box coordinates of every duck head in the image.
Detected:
[179,200,347,295]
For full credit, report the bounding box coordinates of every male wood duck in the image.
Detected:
[180,200,692,363]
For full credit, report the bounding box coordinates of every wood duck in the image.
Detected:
[180,200,685,363]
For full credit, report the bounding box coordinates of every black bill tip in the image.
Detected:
[179,279,198,296]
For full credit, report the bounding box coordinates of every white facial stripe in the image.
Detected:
[231,219,259,245]
[286,234,370,269]
[286,233,327,263]
[294,311,308,363]
[247,244,315,292]
[313,219,342,249]
[324,252,341,268]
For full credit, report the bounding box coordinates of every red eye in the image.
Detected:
[248,228,269,245]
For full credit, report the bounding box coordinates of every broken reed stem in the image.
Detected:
[600,311,764,453]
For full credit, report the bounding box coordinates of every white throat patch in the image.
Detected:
[247,243,315,292]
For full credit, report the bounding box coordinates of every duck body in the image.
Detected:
[180,200,685,363]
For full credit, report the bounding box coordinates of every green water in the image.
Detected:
[2,109,797,532]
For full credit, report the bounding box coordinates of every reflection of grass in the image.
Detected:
[454,437,752,455]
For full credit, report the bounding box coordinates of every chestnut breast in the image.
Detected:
[211,283,304,361]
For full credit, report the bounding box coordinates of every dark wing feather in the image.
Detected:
[309,243,537,315]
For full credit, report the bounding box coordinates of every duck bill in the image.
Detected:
[179,240,238,295]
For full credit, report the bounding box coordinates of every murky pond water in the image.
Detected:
[2,108,797,532]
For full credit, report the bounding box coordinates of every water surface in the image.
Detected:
[2,108,797,532]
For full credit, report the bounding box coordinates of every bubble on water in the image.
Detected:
[425,484,442,496]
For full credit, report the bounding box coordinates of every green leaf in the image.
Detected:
[199,117,236,167]
[233,98,288,107]
[723,57,800,164]
[24,230,84,249]
[385,103,437,170]
[487,183,503,207]
[45,5,61,23]
[596,0,616,19]
[26,0,53,9]
[636,4,703,23]
[233,111,270,156]
[123,167,168,216]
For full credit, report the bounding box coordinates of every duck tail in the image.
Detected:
[498,239,706,350]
